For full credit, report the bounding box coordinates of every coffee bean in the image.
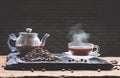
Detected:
[97,69,101,72]
[68,59,71,62]
[68,68,71,71]
[61,69,65,71]
[71,70,74,73]
[114,64,119,66]
[117,68,120,70]
[31,68,34,72]
[41,68,46,72]
[44,50,48,52]
[80,59,83,62]
[113,66,118,69]
[72,59,74,61]
[1,65,4,68]
[84,60,87,62]
[110,60,118,64]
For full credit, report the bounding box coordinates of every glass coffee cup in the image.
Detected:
[68,42,100,56]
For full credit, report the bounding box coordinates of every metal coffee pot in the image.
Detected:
[7,28,50,54]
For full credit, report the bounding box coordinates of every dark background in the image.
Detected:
[0,0,120,56]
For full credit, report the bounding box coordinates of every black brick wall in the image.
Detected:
[0,0,120,56]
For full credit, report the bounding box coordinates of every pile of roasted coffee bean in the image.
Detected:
[21,48,60,61]
[110,60,120,70]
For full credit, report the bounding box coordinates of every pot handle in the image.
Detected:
[89,45,100,57]
[7,33,17,52]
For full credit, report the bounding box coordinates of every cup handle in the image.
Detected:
[89,45,100,56]
[7,33,17,52]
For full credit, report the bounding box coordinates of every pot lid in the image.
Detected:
[19,28,38,35]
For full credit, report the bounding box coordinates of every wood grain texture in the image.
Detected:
[0,56,120,78]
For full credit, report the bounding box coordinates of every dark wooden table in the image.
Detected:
[0,56,120,78]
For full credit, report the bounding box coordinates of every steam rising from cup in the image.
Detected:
[67,24,90,43]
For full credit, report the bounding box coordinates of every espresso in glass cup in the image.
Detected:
[68,42,100,56]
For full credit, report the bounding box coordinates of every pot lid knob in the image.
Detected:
[26,28,32,33]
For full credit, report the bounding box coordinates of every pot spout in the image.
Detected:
[41,33,50,46]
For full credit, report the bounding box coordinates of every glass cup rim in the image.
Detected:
[68,42,94,45]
